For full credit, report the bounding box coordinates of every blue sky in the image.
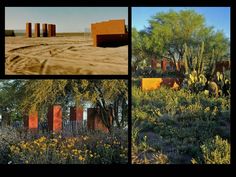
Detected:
[5,7,128,32]
[132,7,230,38]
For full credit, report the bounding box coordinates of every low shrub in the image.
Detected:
[5,30,15,36]
[132,85,230,164]
[1,127,127,164]
[192,135,230,164]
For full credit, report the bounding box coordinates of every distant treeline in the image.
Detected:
[5,30,15,36]
[5,30,26,36]
[5,30,91,37]
[56,32,91,37]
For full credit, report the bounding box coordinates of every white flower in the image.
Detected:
[8,161,12,164]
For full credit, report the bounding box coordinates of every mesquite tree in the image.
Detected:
[132,10,229,71]
[0,80,128,133]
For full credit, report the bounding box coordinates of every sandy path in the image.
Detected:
[5,36,128,75]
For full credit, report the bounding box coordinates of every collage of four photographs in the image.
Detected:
[1,0,232,166]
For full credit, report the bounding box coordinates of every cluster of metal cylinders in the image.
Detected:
[26,22,56,37]
[24,106,112,133]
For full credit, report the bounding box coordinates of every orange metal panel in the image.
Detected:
[161,59,167,72]
[26,23,32,37]
[70,107,83,123]
[47,105,62,132]
[141,78,163,91]
[151,58,157,69]
[96,33,128,47]
[34,23,40,37]
[87,108,112,133]
[42,23,47,37]
[28,112,38,129]
[48,24,52,37]
[142,78,181,91]
[24,112,38,132]
[91,19,127,47]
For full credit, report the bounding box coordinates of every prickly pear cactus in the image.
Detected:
[215,71,230,96]
[182,71,207,93]
[208,81,219,98]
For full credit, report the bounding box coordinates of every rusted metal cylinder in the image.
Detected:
[151,58,157,69]
[51,24,56,37]
[42,23,47,37]
[53,24,56,37]
[70,107,83,123]
[47,105,62,132]
[52,24,55,37]
[24,112,38,133]
[26,22,32,37]
[161,58,167,72]
[48,24,52,37]
[34,23,40,37]
[87,108,112,133]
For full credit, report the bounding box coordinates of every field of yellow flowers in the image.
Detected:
[0,127,128,164]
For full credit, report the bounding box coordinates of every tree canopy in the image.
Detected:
[0,80,128,132]
[132,9,230,69]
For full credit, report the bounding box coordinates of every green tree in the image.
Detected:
[16,79,128,132]
[132,28,149,70]
[132,9,230,71]
[0,80,26,125]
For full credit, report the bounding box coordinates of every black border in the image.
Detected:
[128,6,132,165]
[1,4,4,76]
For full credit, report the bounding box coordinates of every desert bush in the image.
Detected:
[10,130,127,164]
[132,132,169,164]
[132,85,230,163]
[5,30,15,36]
[0,126,24,163]
[133,66,184,78]
[1,127,127,164]
[215,71,231,96]
[133,86,230,123]
[192,135,230,164]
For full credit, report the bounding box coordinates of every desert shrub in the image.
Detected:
[5,30,15,36]
[192,135,230,164]
[132,85,230,163]
[3,127,127,164]
[132,120,169,164]
[132,85,230,124]
[0,126,24,163]
[133,67,184,78]
[132,133,169,164]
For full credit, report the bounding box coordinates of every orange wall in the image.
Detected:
[26,23,32,37]
[70,107,83,123]
[141,78,182,91]
[24,112,38,131]
[47,105,62,132]
[87,108,112,133]
[96,33,128,47]
[91,19,126,35]
[29,112,38,129]
[91,19,127,47]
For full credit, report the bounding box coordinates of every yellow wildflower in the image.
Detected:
[78,155,84,161]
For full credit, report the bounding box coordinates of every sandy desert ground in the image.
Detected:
[5,36,128,75]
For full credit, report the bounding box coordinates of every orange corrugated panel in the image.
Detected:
[142,78,181,91]
[141,78,163,91]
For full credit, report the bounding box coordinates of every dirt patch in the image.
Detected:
[5,36,128,75]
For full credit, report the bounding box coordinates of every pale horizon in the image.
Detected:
[5,7,128,33]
